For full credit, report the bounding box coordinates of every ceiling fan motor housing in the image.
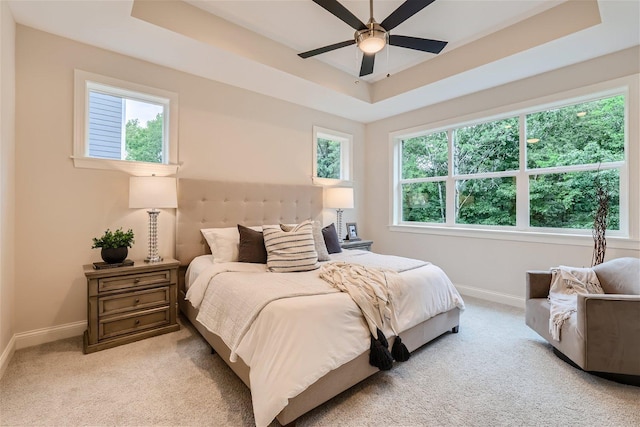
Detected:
[355,20,387,54]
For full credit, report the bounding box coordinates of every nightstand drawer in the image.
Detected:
[99,307,170,340]
[99,287,170,317]
[98,270,171,293]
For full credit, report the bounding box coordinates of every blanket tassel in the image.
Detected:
[369,328,393,371]
[391,335,411,362]
[376,327,388,348]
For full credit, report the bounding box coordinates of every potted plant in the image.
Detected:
[92,228,135,264]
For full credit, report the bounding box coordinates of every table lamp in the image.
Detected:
[325,187,354,243]
[129,176,177,262]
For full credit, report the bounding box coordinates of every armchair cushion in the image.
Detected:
[592,257,640,294]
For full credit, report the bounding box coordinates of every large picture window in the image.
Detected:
[392,91,627,235]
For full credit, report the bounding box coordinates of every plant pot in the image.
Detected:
[101,247,128,264]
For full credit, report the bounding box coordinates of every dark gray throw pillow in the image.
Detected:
[237,224,267,264]
[322,223,342,254]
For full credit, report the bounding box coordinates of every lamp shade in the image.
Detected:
[129,176,177,209]
[325,187,354,209]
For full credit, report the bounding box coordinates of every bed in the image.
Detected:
[176,179,464,426]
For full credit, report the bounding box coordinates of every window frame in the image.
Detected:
[73,70,179,175]
[312,126,353,186]
[390,77,636,246]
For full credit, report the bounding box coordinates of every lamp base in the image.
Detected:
[336,209,345,243]
[146,209,162,263]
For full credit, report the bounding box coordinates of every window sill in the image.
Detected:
[388,224,639,250]
[71,156,180,176]
[312,177,353,187]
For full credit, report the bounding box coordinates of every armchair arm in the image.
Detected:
[526,271,552,299]
[576,294,640,375]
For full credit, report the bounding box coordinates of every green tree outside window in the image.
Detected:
[125,113,164,164]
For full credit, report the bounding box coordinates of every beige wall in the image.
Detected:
[0,1,16,371]
[365,47,640,306]
[13,26,364,335]
[5,22,640,352]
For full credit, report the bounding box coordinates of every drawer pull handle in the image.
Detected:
[134,299,140,304]
[135,320,140,326]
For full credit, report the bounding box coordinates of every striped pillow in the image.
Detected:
[280,221,330,262]
[263,220,319,272]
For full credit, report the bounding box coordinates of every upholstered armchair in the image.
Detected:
[525,257,640,382]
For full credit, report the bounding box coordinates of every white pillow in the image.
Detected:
[201,226,262,263]
[201,227,240,263]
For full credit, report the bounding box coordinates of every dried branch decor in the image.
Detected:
[591,174,610,267]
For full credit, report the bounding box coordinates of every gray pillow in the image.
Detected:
[322,223,342,254]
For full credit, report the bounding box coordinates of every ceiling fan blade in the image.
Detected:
[381,0,436,31]
[359,53,375,77]
[389,35,447,54]
[312,0,367,31]
[298,40,356,59]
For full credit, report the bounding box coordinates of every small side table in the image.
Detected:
[83,258,180,354]
[341,239,373,251]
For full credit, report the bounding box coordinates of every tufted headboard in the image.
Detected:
[176,179,324,266]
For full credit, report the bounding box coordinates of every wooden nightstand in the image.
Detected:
[341,239,373,251]
[83,258,180,354]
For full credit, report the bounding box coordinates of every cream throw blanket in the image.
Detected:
[319,262,402,336]
[548,266,603,341]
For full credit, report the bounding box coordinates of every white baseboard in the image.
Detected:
[455,283,525,308]
[0,334,16,380]
[1,321,85,379]
[14,321,85,350]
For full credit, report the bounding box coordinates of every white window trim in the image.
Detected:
[312,125,353,186]
[389,75,639,243]
[73,70,180,175]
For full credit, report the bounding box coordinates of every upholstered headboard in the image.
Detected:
[176,179,323,266]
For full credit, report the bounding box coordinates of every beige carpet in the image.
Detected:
[1,297,638,426]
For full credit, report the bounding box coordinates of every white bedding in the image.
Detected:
[185,250,464,427]
[184,254,214,290]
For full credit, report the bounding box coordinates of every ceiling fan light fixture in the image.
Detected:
[356,22,387,54]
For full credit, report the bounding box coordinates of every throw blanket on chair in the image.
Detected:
[548,266,603,341]
[319,262,411,370]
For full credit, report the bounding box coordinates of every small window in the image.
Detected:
[73,70,179,174]
[312,126,352,185]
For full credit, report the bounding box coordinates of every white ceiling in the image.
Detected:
[8,0,640,123]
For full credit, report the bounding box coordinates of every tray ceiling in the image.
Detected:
[8,0,640,122]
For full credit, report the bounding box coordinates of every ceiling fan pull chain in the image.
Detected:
[386,40,390,76]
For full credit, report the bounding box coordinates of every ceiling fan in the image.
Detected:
[298,0,448,77]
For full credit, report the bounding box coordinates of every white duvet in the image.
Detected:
[185,250,464,427]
